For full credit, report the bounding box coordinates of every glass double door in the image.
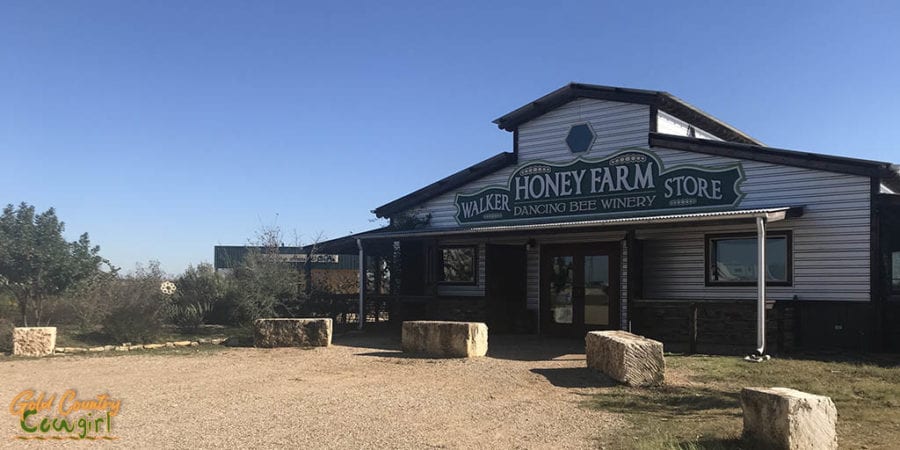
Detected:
[541,243,619,337]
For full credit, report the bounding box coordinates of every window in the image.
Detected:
[892,251,900,292]
[706,231,792,286]
[439,246,477,284]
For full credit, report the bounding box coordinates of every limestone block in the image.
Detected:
[401,321,488,358]
[144,344,164,350]
[12,327,57,357]
[741,387,837,450]
[585,330,665,387]
[253,318,333,348]
[173,341,192,347]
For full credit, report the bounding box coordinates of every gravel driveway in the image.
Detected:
[1,332,619,449]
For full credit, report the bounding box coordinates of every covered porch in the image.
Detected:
[328,206,803,355]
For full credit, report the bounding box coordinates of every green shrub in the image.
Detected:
[0,318,13,352]
[101,262,168,344]
[212,250,299,326]
[167,303,209,333]
[167,263,223,331]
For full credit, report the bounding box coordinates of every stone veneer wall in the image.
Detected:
[630,300,797,354]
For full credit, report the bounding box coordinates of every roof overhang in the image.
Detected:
[373,151,517,219]
[356,206,804,241]
[651,133,900,190]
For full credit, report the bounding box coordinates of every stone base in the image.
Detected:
[741,387,837,450]
[12,327,57,357]
[253,318,332,348]
[401,321,488,358]
[585,330,665,387]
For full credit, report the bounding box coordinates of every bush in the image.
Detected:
[0,318,13,352]
[101,262,169,344]
[167,263,223,332]
[214,250,299,326]
[167,303,208,333]
[62,274,117,332]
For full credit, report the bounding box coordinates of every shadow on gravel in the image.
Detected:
[531,367,618,388]
[333,330,401,352]
[486,335,584,362]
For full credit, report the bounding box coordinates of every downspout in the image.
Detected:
[357,238,365,331]
[747,216,770,361]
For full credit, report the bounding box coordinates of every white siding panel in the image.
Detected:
[398,101,871,305]
[414,98,650,228]
[639,148,871,302]
[657,111,724,141]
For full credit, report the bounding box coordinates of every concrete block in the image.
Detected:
[253,318,332,348]
[585,330,665,387]
[401,321,488,358]
[741,387,837,450]
[12,327,57,357]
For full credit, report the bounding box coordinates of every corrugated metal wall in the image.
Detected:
[637,147,871,302]
[407,97,872,310]
[657,110,723,141]
[416,98,651,228]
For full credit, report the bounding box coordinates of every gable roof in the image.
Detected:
[493,83,762,145]
[373,84,900,219]
[650,133,900,192]
[373,151,517,218]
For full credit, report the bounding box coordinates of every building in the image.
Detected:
[323,83,900,353]
[213,245,359,293]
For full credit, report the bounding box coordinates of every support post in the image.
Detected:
[747,216,770,361]
[357,239,365,330]
[689,302,698,355]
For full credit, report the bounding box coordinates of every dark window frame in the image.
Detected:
[704,230,793,287]
[438,245,478,286]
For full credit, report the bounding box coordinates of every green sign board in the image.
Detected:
[454,148,745,225]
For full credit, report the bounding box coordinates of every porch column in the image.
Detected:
[357,238,365,330]
[755,216,767,357]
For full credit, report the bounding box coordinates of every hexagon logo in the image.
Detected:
[565,123,595,153]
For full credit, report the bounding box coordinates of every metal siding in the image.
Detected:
[639,147,871,302]
[410,99,650,228]
[657,111,724,141]
[396,100,872,306]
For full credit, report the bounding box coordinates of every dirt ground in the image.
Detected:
[0,332,620,449]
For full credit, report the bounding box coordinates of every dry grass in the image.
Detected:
[587,353,900,449]
[52,324,249,348]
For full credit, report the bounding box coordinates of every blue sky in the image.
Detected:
[2,1,899,274]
